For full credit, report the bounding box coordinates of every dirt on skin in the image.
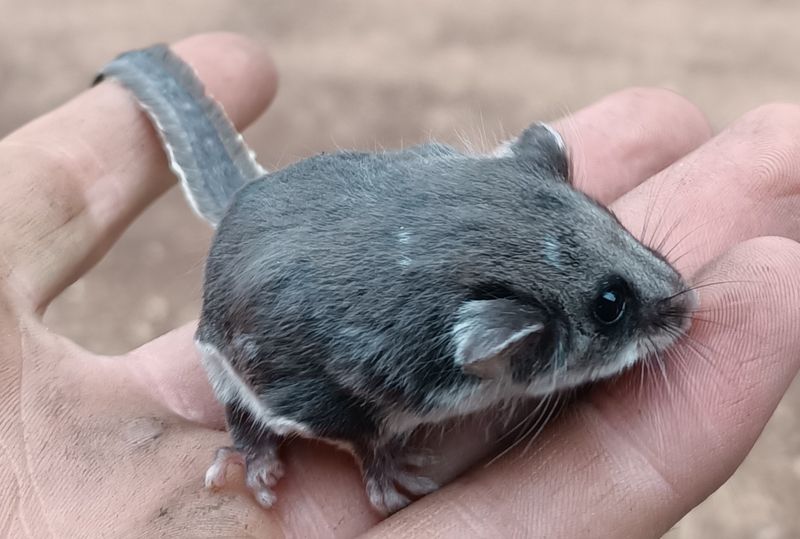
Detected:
[1,1,799,537]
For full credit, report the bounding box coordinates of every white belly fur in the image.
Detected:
[195,340,312,438]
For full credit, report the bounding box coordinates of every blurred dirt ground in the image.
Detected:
[1,0,799,537]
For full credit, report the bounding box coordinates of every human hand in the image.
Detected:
[2,32,799,538]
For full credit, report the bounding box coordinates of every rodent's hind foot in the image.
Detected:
[204,444,285,508]
[204,446,243,490]
[244,446,285,507]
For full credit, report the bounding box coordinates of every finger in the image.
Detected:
[617,103,800,277]
[365,237,800,538]
[552,87,711,204]
[123,322,226,429]
[0,32,278,312]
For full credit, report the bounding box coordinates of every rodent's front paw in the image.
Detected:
[359,443,439,515]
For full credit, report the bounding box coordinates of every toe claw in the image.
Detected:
[253,488,278,508]
[395,472,439,496]
[204,446,243,490]
[366,478,411,515]
[403,450,437,469]
[204,445,284,508]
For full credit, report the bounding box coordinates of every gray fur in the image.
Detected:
[197,138,691,442]
[100,44,693,513]
[96,44,265,226]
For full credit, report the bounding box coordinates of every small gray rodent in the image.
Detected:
[96,44,695,514]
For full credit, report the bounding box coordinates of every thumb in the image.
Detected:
[123,321,226,428]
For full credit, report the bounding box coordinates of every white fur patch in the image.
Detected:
[540,235,562,268]
[196,340,312,437]
[397,229,413,266]
[538,122,566,151]
[139,101,211,226]
[383,324,684,438]
[591,340,640,380]
[490,123,565,158]
[385,377,522,437]
[451,301,543,368]
[522,340,646,397]
[491,139,515,158]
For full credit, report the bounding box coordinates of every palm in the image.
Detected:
[3,33,800,539]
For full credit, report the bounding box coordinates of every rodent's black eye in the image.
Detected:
[593,280,629,325]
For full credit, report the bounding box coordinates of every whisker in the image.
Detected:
[693,276,762,288]
[668,245,706,268]
[650,336,673,400]
[659,312,739,331]
[642,158,705,253]
[660,212,730,262]
[485,394,555,467]
[657,323,719,372]
[652,193,691,252]
[660,279,755,304]
[494,395,552,445]
[519,392,563,458]
[640,182,660,250]
[644,155,706,252]
[663,346,691,380]
[638,345,650,401]
[661,221,706,261]
[653,211,687,255]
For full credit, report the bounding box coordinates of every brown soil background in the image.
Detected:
[2,1,799,536]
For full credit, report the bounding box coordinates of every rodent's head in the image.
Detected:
[451,124,695,395]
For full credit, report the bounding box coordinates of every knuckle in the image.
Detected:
[715,237,800,302]
[720,236,800,327]
[616,86,712,139]
[742,102,800,134]
[736,235,800,262]
[8,134,99,213]
[729,103,800,191]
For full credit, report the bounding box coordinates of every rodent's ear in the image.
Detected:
[496,123,569,180]
[452,298,546,379]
